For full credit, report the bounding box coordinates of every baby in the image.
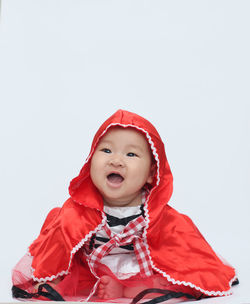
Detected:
[90,126,164,299]
[12,110,237,303]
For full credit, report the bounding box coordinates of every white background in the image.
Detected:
[0,0,249,303]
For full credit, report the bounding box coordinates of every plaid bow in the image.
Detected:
[88,215,153,278]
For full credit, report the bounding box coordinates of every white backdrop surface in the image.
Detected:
[0,0,249,303]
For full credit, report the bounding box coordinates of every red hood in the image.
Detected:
[69,109,173,217]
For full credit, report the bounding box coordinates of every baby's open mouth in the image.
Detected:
[107,173,124,184]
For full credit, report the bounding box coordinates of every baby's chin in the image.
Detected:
[103,196,142,207]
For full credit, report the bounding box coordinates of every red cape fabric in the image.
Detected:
[29,109,235,296]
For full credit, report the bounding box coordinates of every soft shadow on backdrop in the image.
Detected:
[0,1,249,302]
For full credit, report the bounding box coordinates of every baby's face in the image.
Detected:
[90,127,154,207]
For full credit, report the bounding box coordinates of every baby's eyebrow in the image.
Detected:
[126,144,143,152]
[98,139,112,145]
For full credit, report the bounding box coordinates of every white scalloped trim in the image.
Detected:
[30,214,107,282]
[153,261,235,296]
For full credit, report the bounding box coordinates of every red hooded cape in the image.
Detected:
[26,110,236,298]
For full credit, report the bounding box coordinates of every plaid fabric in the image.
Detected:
[88,215,153,278]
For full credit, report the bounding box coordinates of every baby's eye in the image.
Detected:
[127,152,138,157]
[101,148,111,153]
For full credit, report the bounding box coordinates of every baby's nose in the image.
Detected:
[109,156,125,167]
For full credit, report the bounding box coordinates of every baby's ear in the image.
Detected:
[147,163,157,184]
